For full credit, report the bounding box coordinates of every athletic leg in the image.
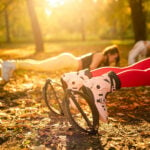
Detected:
[128,41,146,65]
[81,68,150,122]
[117,68,150,88]
[61,58,150,91]
[16,53,79,71]
[91,58,150,77]
[2,53,79,81]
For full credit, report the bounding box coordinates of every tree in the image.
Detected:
[26,0,44,53]
[0,0,12,43]
[129,0,146,41]
[99,0,131,39]
[4,7,11,43]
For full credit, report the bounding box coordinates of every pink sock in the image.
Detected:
[117,69,150,88]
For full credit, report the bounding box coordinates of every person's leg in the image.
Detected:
[128,41,146,65]
[2,53,79,81]
[91,57,150,77]
[117,68,150,87]
[61,58,150,93]
[81,68,150,122]
[16,53,79,71]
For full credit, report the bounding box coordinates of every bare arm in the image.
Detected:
[89,53,104,70]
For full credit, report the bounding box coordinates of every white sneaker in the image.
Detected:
[82,71,120,122]
[0,59,3,64]
[61,69,91,91]
[0,59,3,76]
[2,60,16,82]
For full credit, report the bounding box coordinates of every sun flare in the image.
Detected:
[46,0,65,7]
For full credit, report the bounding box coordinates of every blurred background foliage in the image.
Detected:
[0,0,150,53]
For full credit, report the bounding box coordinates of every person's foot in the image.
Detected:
[81,71,121,122]
[1,60,16,82]
[0,59,3,76]
[61,69,92,91]
[0,59,3,64]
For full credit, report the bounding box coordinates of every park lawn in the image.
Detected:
[0,41,149,150]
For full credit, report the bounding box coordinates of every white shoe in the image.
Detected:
[0,59,3,76]
[82,71,120,122]
[0,59,3,64]
[2,60,16,81]
[61,69,91,91]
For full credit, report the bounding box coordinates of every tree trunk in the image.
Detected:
[129,0,147,42]
[80,17,86,41]
[4,8,11,43]
[26,0,44,53]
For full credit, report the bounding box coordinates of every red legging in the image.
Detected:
[91,58,150,88]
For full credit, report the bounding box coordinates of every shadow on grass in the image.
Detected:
[66,131,103,150]
[0,88,28,108]
[108,87,150,124]
[36,113,104,150]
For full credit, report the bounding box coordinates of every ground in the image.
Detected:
[0,41,150,150]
